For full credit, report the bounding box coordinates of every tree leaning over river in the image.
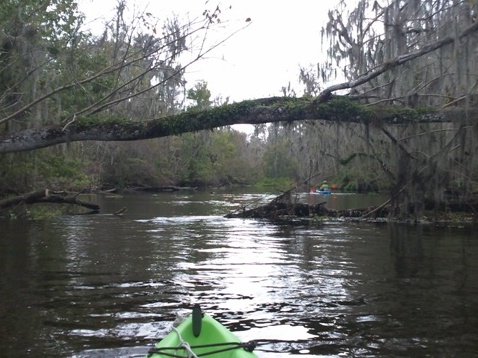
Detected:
[1,0,478,220]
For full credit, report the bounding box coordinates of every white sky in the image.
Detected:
[78,0,341,102]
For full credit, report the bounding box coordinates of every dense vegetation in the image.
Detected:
[0,1,258,191]
[1,0,478,221]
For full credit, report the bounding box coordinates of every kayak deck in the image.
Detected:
[147,305,259,357]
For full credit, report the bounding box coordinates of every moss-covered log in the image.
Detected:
[1,96,476,154]
[2,15,478,155]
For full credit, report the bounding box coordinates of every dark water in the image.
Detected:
[1,191,477,357]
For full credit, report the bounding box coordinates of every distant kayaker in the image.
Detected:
[320,181,329,190]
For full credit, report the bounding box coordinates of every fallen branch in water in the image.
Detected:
[225,200,390,220]
[0,189,100,212]
[114,207,127,216]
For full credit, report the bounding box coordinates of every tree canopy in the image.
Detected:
[1,0,478,153]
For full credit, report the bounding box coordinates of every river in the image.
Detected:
[1,190,477,357]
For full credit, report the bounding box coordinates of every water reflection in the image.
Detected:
[0,193,477,357]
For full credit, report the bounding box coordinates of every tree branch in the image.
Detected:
[0,22,208,125]
[317,19,478,101]
[2,95,477,153]
[1,18,478,154]
[0,190,100,212]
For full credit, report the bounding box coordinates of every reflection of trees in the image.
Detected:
[389,224,425,278]
[0,221,70,355]
[389,224,475,297]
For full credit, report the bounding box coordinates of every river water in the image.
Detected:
[1,191,477,357]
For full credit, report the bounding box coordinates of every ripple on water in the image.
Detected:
[2,193,478,357]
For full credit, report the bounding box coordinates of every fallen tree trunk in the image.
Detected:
[3,98,477,154]
[1,17,478,154]
[0,190,100,213]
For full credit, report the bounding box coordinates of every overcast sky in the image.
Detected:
[78,0,341,102]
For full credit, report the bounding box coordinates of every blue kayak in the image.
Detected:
[314,189,331,195]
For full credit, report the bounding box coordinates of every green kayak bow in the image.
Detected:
[147,305,259,358]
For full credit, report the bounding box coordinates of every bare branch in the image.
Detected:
[0,21,209,125]
[317,17,478,102]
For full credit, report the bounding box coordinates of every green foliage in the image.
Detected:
[0,150,92,192]
[177,129,250,187]
[187,81,212,110]
[333,169,382,193]
[255,177,295,192]
[27,205,64,220]
[180,133,215,186]
[0,153,36,193]
[261,137,300,180]
[2,203,65,220]
[36,153,91,189]
[0,0,265,195]
[89,125,257,189]
[0,0,85,124]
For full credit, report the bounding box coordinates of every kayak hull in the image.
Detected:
[313,189,331,195]
[147,309,259,358]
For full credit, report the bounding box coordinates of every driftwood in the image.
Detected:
[225,190,478,221]
[114,207,127,216]
[224,198,389,220]
[0,189,100,212]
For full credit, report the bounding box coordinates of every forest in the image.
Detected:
[1,0,478,221]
